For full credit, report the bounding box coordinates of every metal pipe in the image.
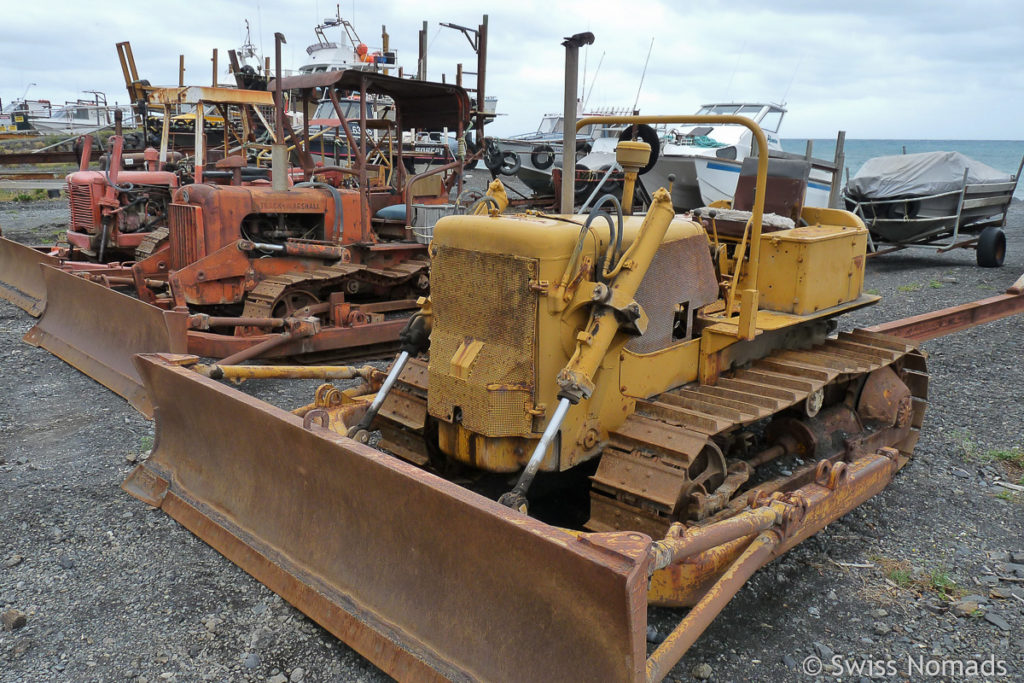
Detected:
[498,396,571,511]
[347,350,410,441]
[645,531,780,683]
[272,32,287,192]
[647,505,780,574]
[197,364,370,381]
[218,328,298,366]
[560,33,596,213]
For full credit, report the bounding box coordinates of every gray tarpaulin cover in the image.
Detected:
[846,151,1011,199]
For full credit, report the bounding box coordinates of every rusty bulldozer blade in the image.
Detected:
[23,267,187,417]
[0,237,60,316]
[124,354,919,682]
[124,354,652,681]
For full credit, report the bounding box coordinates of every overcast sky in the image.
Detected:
[2,0,1021,140]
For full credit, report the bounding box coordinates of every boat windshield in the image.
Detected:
[312,99,371,121]
[538,116,562,134]
[759,109,783,132]
[698,105,740,116]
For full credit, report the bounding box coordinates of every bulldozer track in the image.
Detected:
[134,227,169,260]
[588,330,929,535]
[242,258,430,319]
[381,330,929,538]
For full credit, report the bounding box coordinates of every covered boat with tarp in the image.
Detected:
[843,151,1022,267]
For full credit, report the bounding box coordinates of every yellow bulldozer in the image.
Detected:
[121,117,1024,681]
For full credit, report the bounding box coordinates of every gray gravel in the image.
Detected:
[2,195,1023,682]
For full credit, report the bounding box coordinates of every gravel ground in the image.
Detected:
[1,194,1023,683]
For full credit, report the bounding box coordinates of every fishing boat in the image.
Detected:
[487,106,632,192]
[842,151,1022,266]
[577,102,838,211]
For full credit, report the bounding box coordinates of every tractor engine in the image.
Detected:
[65,167,177,259]
[424,211,720,474]
[165,183,362,272]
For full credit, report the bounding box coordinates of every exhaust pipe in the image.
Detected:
[272,31,288,192]
[560,32,595,213]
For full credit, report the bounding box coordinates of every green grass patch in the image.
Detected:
[897,282,922,292]
[865,288,880,295]
[929,280,943,289]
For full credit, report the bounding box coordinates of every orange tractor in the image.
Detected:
[18,65,476,415]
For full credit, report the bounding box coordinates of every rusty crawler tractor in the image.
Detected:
[20,66,472,416]
[122,117,1024,681]
[0,133,179,316]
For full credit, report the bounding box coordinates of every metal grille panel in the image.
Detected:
[168,204,202,271]
[69,182,96,232]
[428,246,538,437]
[626,234,719,354]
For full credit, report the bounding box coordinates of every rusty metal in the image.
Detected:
[124,354,652,682]
[215,317,319,366]
[195,363,374,381]
[0,237,59,315]
[865,272,1024,341]
[126,350,932,682]
[23,267,187,416]
[646,531,780,682]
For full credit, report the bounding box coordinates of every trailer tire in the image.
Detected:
[976,226,1006,268]
[531,144,555,170]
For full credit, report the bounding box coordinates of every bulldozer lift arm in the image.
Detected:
[23,267,187,417]
[865,271,1024,341]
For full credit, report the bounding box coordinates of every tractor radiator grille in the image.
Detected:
[428,246,538,438]
[68,181,96,233]
[168,204,204,271]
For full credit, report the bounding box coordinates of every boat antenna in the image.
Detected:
[780,54,804,107]
[257,2,264,68]
[724,41,746,100]
[583,51,604,111]
[632,38,654,112]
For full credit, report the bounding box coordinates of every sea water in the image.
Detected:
[783,139,1024,198]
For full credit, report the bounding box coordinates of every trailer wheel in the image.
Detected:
[976,226,1006,268]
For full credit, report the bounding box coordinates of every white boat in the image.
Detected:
[488,106,632,192]
[579,102,835,211]
[24,94,133,136]
[296,9,399,75]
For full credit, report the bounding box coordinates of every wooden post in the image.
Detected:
[178,55,185,87]
[212,49,218,87]
[417,21,427,80]
[476,15,488,141]
[828,131,846,209]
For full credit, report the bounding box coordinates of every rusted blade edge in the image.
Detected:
[23,266,187,418]
[125,354,654,682]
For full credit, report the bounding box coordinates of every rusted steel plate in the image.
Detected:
[864,291,1024,341]
[124,354,653,682]
[22,267,187,417]
[0,237,59,316]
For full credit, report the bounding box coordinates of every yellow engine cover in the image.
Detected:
[426,211,712,472]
